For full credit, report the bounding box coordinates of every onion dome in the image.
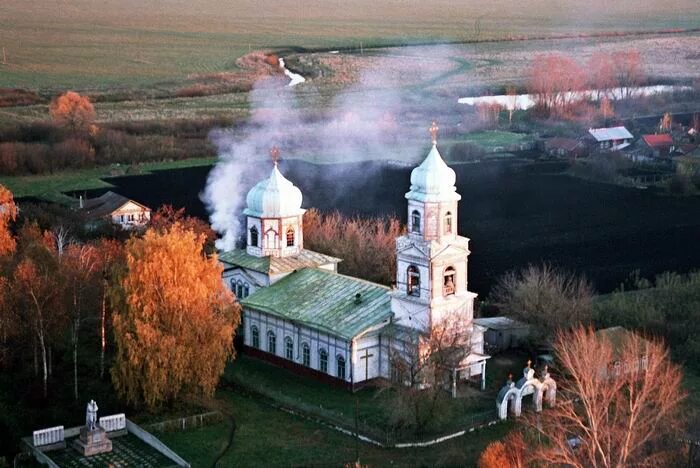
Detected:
[405,122,461,203]
[243,153,304,218]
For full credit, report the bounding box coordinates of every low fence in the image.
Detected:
[230,380,500,448]
[144,411,224,434]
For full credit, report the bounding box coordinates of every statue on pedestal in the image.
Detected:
[73,399,112,456]
[86,400,98,431]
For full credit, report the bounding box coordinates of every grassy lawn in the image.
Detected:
[158,390,514,467]
[0,157,216,204]
[449,131,534,151]
[224,355,496,441]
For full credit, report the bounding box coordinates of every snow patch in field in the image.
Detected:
[458,85,690,110]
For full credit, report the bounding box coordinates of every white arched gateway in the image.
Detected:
[497,362,556,420]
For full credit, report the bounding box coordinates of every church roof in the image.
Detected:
[243,164,304,218]
[241,268,392,340]
[405,144,461,203]
[218,248,341,276]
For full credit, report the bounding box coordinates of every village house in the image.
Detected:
[588,126,634,152]
[640,134,674,159]
[542,137,586,159]
[219,127,489,390]
[79,191,151,230]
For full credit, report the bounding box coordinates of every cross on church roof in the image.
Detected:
[429,121,439,145]
[270,146,281,166]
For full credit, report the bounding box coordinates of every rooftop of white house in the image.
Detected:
[218,248,341,275]
[241,267,392,340]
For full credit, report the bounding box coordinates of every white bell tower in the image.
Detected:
[390,122,477,332]
[243,147,305,258]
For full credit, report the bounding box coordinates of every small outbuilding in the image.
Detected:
[473,317,531,352]
[543,137,587,158]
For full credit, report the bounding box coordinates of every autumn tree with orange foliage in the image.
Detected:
[111,223,240,409]
[478,432,526,468]
[303,208,404,286]
[49,91,96,132]
[529,54,586,118]
[150,204,216,253]
[0,185,18,256]
[526,326,685,467]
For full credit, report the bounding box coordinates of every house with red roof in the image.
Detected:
[640,134,674,158]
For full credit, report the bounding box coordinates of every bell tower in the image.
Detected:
[391,123,476,332]
[243,147,305,258]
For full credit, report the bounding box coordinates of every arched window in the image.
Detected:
[444,211,453,234]
[337,355,346,380]
[286,227,295,247]
[243,283,250,298]
[229,278,236,295]
[407,265,420,297]
[249,226,259,247]
[285,337,294,360]
[319,349,328,373]
[236,280,243,299]
[265,228,278,248]
[444,266,456,296]
[267,331,277,355]
[411,210,421,233]
[302,343,310,367]
[251,326,260,349]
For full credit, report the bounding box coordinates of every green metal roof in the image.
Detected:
[218,248,341,275]
[241,268,392,339]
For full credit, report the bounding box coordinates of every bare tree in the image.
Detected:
[526,326,685,467]
[505,86,519,126]
[491,264,594,341]
[387,312,474,434]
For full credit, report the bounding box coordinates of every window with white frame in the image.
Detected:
[285,337,294,360]
[337,355,346,380]
[302,343,310,367]
[268,331,277,355]
[319,349,328,373]
[251,326,259,349]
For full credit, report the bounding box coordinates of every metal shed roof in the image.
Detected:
[588,126,633,142]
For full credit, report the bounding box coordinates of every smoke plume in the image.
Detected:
[202,46,460,251]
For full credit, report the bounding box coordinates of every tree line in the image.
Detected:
[0,185,240,460]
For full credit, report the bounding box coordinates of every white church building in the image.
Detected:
[219,126,489,390]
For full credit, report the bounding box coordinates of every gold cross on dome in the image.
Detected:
[429,121,439,145]
[270,146,281,166]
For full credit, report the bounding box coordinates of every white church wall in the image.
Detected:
[352,334,390,382]
[243,308,352,382]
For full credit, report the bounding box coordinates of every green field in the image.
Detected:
[2,0,699,90]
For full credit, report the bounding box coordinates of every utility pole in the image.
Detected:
[2,47,6,65]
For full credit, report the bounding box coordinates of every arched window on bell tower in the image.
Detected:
[250,226,259,247]
[444,211,453,234]
[286,226,295,247]
[443,266,456,296]
[407,265,420,297]
[411,210,421,234]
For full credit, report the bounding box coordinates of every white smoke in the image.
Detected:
[202,46,460,251]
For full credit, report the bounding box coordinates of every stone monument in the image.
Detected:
[72,400,112,456]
